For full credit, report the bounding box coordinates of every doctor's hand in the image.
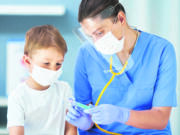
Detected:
[66,105,93,130]
[84,104,130,125]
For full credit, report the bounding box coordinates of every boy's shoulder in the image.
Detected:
[54,80,71,91]
[55,80,71,92]
[8,82,27,106]
[54,81,72,96]
[9,82,27,98]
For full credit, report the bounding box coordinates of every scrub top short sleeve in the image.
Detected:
[153,43,177,107]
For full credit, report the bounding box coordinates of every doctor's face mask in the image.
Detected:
[81,16,124,55]
[94,30,124,55]
[79,4,125,55]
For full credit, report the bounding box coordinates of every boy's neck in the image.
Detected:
[26,77,50,91]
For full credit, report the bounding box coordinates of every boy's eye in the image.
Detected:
[56,63,62,66]
[44,62,50,65]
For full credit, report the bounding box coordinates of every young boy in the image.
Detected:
[7,25,77,135]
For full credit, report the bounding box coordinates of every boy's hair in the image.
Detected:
[24,25,67,56]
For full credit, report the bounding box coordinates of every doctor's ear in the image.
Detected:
[117,11,126,24]
[120,17,124,23]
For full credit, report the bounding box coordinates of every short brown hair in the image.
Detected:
[24,25,67,56]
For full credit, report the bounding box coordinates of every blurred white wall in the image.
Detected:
[120,0,180,134]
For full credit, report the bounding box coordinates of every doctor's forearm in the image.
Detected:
[125,107,171,130]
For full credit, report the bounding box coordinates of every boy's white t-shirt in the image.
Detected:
[7,81,72,135]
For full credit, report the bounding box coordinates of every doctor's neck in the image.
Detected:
[116,26,139,64]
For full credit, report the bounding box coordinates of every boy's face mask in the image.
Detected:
[30,64,63,86]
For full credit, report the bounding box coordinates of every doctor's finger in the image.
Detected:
[68,107,81,117]
[91,113,103,120]
[91,116,104,124]
[84,107,101,114]
[66,111,80,120]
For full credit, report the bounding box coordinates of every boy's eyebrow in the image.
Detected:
[43,58,64,62]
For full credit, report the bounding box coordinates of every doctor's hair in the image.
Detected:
[24,25,67,56]
[78,0,126,22]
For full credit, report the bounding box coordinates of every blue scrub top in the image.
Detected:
[74,31,177,135]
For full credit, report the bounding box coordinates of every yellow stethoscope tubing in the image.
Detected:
[94,56,128,135]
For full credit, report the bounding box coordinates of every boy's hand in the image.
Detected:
[66,105,93,130]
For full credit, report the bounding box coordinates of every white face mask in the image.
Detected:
[31,64,63,86]
[94,32,124,55]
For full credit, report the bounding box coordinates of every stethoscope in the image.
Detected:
[95,56,128,135]
[94,31,139,135]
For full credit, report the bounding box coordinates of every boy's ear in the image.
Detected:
[23,55,31,69]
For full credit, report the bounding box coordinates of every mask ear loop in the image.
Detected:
[110,14,121,38]
[111,15,125,41]
[113,16,118,24]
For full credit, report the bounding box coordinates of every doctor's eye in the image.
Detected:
[96,31,104,37]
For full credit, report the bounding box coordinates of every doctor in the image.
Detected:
[66,0,177,134]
